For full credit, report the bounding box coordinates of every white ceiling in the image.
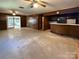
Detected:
[0,0,79,15]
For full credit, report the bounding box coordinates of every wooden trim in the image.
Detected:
[43,7,79,16]
[50,24,79,38]
[0,13,27,30]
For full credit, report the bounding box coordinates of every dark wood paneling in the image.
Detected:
[0,15,7,30]
[48,13,79,24]
[60,7,79,14]
[27,15,42,30]
[76,14,79,24]
[42,16,50,30]
[21,16,27,27]
[43,7,79,16]
[50,24,70,35]
[27,16,38,29]
[69,26,79,37]
[38,15,42,30]
[50,24,79,38]
[0,13,27,30]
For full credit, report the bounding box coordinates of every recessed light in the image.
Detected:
[12,13,16,16]
[56,11,60,14]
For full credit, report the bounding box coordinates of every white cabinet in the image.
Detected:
[67,19,76,24]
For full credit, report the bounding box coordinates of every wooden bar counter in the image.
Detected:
[50,23,79,38]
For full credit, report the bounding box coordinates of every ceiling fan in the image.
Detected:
[24,0,46,8]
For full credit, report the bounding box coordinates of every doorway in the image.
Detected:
[7,16,21,29]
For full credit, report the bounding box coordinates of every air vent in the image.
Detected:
[19,6,24,9]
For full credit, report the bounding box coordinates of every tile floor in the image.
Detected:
[0,28,79,59]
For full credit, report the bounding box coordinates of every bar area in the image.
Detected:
[50,23,79,38]
[43,7,79,38]
[49,13,79,38]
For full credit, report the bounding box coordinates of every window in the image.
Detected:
[7,16,21,29]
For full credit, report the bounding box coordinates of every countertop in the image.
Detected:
[50,22,79,26]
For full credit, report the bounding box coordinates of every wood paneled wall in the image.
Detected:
[27,16,38,29]
[76,14,79,24]
[50,24,79,38]
[0,13,27,30]
[27,15,42,30]
[21,16,27,27]
[42,16,50,30]
[43,7,79,16]
[37,15,42,30]
[0,14,7,30]
[0,7,79,30]
[41,7,79,30]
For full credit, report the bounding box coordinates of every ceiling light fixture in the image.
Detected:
[25,0,46,8]
[12,13,16,16]
[33,3,39,8]
[56,11,60,14]
[10,10,16,16]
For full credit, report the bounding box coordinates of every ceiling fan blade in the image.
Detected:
[25,0,30,1]
[37,2,46,7]
[25,0,31,1]
[41,1,54,7]
[30,5,33,8]
[40,1,47,4]
[30,2,33,8]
